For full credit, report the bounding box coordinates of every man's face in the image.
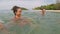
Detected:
[16,8,22,16]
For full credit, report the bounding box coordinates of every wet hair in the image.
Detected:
[12,6,21,15]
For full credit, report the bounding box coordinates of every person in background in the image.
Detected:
[41,9,46,16]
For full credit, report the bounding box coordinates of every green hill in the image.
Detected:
[21,7,28,10]
[33,3,60,10]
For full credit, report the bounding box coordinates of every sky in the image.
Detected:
[0,0,56,10]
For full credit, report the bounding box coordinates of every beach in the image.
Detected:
[46,10,60,12]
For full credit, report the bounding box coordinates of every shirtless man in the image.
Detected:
[4,6,35,28]
[4,6,38,34]
[41,9,46,16]
[11,6,32,26]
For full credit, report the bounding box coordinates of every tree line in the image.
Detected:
[33,3,60,10]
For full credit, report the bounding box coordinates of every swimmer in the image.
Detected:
[12,6,22,19]
[4,6,38,34]
[41,9,46,15]
[11,6,33,26]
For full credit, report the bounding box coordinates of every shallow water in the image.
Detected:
[0,10,60,34]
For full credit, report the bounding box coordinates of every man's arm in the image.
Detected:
[0,23,10,34]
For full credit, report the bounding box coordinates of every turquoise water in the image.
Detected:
[0,10,60,34]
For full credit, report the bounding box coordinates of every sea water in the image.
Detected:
[0,10,60,34]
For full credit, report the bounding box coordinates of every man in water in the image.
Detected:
[11,6,32,26]
[12,6,22,19]
[41,9,46,15]
[5,6,38,34]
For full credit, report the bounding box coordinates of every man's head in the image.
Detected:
[12,6,22,16]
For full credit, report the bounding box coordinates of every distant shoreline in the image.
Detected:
[46,10,60,12]
[34,10,60,12]
[0,10,60,12]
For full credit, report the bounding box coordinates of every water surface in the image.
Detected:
[0,10,60,34]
